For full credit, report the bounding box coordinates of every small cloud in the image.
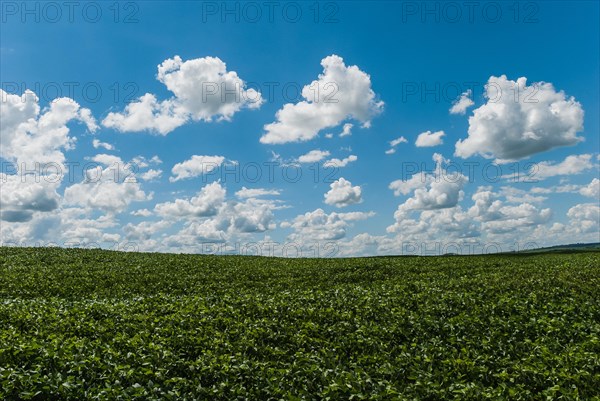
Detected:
[415,130,445,147]
[92,139,115,151]
[449,89,474,115]
[534,154,594,180]
[390,136,408,147]
[324,155,358,168]
[170,155,228,182]
[298,149,331,163]
[140,169,163,181]
[339,123,353,138]
[131,209,153,217]
[386,136,407,154]
[236,187,281,199]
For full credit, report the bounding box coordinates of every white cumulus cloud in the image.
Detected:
[455,75,584,161]
[386,136,408,154]
[1,89,97,166]
[298,149,330,163]
[154,181,226,218]
[102,56,262,135]
[534,154,594,180]
[390,136,408,147]
[285,208,375,242]
[170,155,227,182]
[449,89,475,115]
[235,187,281,198]
[467,188,552,235]
[415,130,445,147]
[580,178,600,198]
[388,154,468,232]
[140,169,163,181]
[260,55,384,144]
[0,89,97,221]
[63,155,151,214]
[566,203,599,234]
[324,178,362,207]
[323,155,357,168]
[339,123,353,137]
[0,173,61,222]
[92,139,115,151]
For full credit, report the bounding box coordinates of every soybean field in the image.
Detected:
[0,247,599,400]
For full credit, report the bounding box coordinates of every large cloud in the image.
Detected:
[389,173,428,196]
[580,178,600,198]
[153,182,282,248]
[283,208,374,242]
[154,181,226,218]
[0,174,61,222]
[0,205,126,248]
[1,89,97,221]
[63,155,151,214]
[225,198,277,233]
[123,220,172,241]
[387,181,554,248]
[539,202,600,246]
[260,55,384,144]
[387,206,479,241]
[533,154,594,180]
[102,56,262,135]
[468,188,552,234]
[1,89,97,166]
[565,203,599,234]
[324,178,362,207]
[170,155,228,182]
[391,154,468,213]
[455,75,584,161]
[388,154,469,233]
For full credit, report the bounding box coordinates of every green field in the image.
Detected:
[0,247,599,400]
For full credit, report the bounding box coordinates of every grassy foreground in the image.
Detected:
[0,247,599,400]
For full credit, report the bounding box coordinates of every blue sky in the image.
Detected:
[1,1,599,256]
